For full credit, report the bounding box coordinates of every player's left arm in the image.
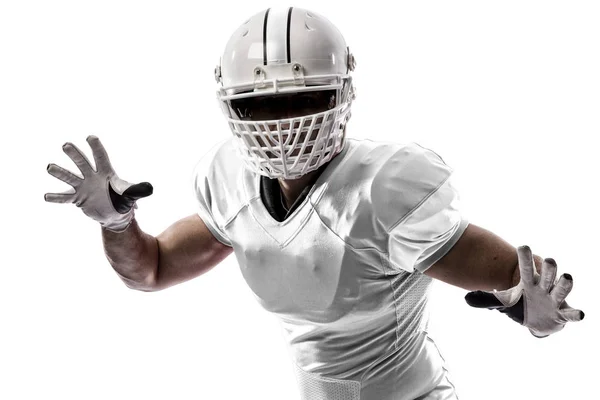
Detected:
[423,223,531,291]
[424,223,585,337]
[377,143,584,337]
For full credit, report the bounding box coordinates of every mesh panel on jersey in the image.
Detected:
[293,363,361,400]
[379,252,434,346]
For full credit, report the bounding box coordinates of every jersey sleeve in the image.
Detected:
[389,177,469,273]
[373,143,469,273]
[191,141,233,247]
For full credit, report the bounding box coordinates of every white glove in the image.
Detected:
[465,245,584,338]
[44,135,153,232]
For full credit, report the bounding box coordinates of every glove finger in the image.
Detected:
[109,182,153,214]
[44,191,75,203]
[559,308,585,322]
[559,299,571,310]
[551,274,574,304]
[465,290,505,309]
[517,245,536,286]
[87,135,114,173]
[62,142,94,175]
[122,182,153,200]
[539,258,558,292]
[47,163,82,187]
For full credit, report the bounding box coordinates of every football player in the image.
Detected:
[44,7,584,400]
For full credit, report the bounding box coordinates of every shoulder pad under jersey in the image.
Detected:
[371,142,454,232]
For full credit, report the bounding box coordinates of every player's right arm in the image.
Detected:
[102,215,233,292]
[45,135,233,292]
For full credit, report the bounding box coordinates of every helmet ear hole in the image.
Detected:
[214,65,222,83]
[347,48,356,72]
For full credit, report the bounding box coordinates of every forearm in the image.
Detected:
[101,218,159,291]
[425,224,546,291]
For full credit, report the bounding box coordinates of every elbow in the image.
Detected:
[126,282,157,292]
[120,270,159,292]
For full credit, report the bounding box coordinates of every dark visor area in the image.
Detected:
[229,90,337,121]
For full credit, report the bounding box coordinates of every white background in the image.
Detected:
[1,1,598,399]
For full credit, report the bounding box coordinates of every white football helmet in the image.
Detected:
[215,7,356,179]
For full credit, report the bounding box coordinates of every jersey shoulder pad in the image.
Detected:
[371,142,454,232]
[191,138,243,246]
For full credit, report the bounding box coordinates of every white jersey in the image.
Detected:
[192,137,469,400]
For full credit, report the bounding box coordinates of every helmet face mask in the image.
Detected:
[215,7,356,179]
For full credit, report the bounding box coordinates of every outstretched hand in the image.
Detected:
[45,135,153,232]
[465,245,584,338]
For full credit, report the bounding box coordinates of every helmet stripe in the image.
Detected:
[266,8,290,64]
[262,8,271,65]
[286,7,294,63]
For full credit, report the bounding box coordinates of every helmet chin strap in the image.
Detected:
[279,185,290,212]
